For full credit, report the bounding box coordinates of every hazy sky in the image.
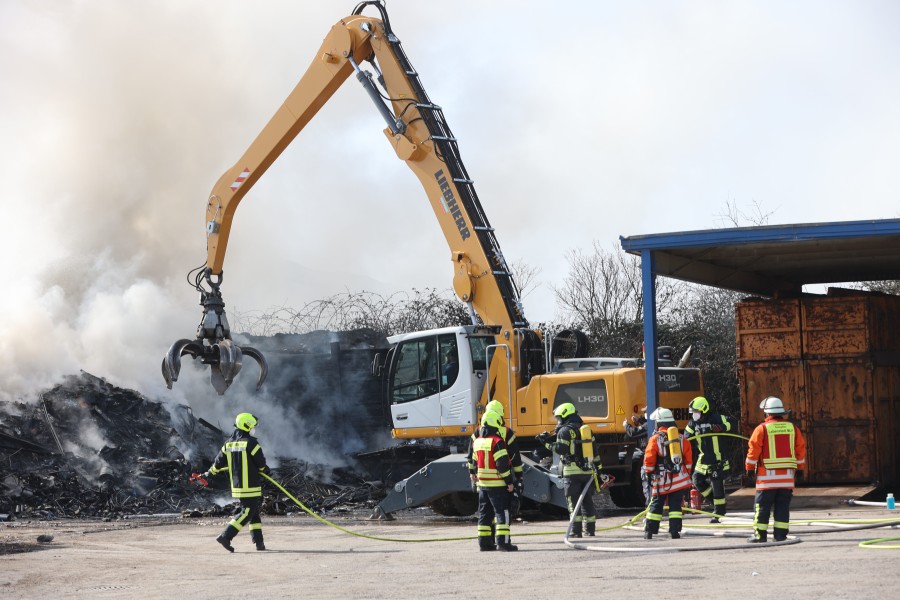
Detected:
[2,0,899,404]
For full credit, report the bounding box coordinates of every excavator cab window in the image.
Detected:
[391,337,439,404]
[438,334,459,391]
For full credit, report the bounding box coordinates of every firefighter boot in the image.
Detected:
[497,542,518,552]
[216,525,238,553]
[479,539,497,552]
[568,521,583,539]
[585,522,596,537]
[251,529,266,551]
[747,530,767,543]
[644,519,660,540]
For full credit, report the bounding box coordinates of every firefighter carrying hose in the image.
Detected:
[470,411,518,551]
[199,412,271,552]
[745,396,807,543]
[537,403,598,538]
[643,407,693,540]
[685,396,732,522]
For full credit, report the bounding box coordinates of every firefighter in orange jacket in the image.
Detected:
[745,396,807,543]
[643,408,693,540]
[470,411,518,551]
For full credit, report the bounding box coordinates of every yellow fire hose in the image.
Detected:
[256,428,899,550]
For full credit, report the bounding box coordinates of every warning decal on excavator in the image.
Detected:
[230,168,251,191]
[616,405,625,415]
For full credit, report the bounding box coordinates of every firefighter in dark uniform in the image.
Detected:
[470,411,518,551]
[623,406,651,505]
[684,396,732,522]
[201,412,270,552]
[537,402,597,538]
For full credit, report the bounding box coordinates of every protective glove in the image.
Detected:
[514,478,524,495]
[535,432,552,445]
[711,424,725,433]
[260,466,272,476]
[795,470,804,482]
[622,420,628,428]
[631,416,641,426]
[745,470,756,482]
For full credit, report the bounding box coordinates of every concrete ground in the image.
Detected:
[2,505,899,599]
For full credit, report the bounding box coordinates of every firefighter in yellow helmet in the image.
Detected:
[466,399,524,490]
[470,411,518,551]
[200,412,271,552]
[536,402,597,537]
[684,396,733,522]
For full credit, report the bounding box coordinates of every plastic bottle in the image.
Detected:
[887,493,896,510]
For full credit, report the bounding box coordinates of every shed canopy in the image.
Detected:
[620,218,900,297]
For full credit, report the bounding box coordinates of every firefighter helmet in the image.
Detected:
[553,403,577,420]
[649,407,675,425]
[486,399,505,417]
[235,412,258,432]
[760,396,786,414]
[481,411,504,430]
[689,396,710,414]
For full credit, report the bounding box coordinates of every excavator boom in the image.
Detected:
[163,1,534,399]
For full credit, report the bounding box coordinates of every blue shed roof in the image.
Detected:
[620,218,900,296]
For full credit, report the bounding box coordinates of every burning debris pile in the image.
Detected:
[0,372,384,521]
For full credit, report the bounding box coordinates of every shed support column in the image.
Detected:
[641,249,660,424]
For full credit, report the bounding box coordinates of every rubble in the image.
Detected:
[0,371,386,522]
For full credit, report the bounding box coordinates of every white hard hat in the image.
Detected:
[760,396,786,414]
[649,407,675,424]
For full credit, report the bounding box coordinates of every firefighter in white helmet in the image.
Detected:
[643,407,693,540]
[745,396,807,543]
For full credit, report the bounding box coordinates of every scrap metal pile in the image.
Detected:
[0,372,384,521]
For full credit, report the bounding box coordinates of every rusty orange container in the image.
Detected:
[737,291,900,488]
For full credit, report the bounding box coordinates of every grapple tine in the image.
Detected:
[218,339,243,385]
[163,339,203,389]
[240,346,269,391]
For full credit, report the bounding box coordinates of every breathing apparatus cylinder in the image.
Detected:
[666,426,683,467]
[579,424,594,463]
[579,424,601,490]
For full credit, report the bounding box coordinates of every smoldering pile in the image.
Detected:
[0,372,384,521]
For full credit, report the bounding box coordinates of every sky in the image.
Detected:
[1,0,899,409]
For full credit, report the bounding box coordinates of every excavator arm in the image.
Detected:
[163,1,538,398]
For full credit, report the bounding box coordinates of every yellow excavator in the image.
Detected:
[162,1,701,514]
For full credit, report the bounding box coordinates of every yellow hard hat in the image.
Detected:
[235,412,258,432]
[485,399,504,416]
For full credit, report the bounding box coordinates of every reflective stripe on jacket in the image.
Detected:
[643,428,693,496]
[685,413,732,471]
[745,416,807,490]
[473,435,513,488]
[210,430,268,498]
[467,426,523,477]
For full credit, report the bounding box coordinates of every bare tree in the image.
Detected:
[233,288,469,337]
[714,198,776,228]
[510,258,541,299]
